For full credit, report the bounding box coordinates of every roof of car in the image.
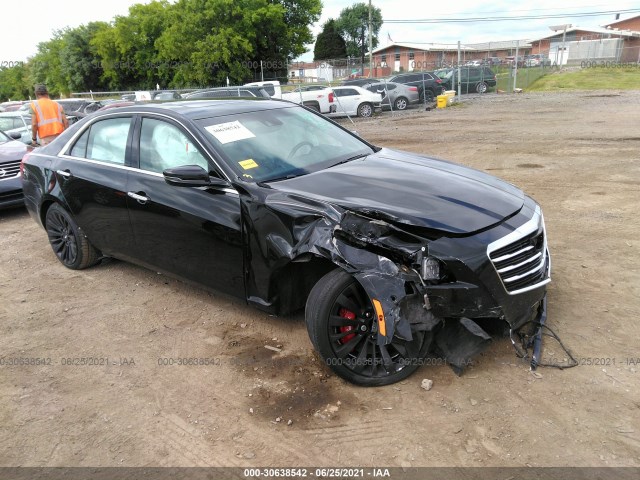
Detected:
[100,98,294,120]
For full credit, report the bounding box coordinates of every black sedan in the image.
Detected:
[22,99,551,386]
[0,130,28,209]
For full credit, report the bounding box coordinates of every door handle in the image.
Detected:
[127,191,149,204]
[56,169,72,178]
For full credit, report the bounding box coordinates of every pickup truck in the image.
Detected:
[244,81,337,114]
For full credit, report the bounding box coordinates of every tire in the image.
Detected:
[394,97,408,111]
[305,269,433,386]
[423,89,435,103]
[357,102,373,118]
[476,82,488,94]
[45,203,100,270]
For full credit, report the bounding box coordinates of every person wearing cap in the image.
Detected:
[30,84,68,146]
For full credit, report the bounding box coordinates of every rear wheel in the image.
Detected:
[394,97,408,110]
[423,89,435,103]
[45,203,99,270]
[306,269,432,386]
[357,102,373,118]
[476,82,488,94]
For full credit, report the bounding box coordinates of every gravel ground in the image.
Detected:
[0,90,639,468]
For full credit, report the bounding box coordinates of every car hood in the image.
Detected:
[270,148,524,235]
[0,139,27,162]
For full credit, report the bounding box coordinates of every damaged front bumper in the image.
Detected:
[333,196,551,370]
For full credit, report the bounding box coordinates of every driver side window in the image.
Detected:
[139,118,209,174]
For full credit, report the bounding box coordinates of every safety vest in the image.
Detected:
[31,99,65,138]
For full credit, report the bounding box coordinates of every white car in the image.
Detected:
[327,86,382,118]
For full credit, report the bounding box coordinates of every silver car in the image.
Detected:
[365,82,420,111]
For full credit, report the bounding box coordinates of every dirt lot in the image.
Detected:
[1,91,639,469]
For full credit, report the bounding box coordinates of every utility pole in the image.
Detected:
[457,41,461,99]
[513,40,519,92]
[368,0,373,78]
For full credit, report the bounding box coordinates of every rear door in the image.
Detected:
[333,88,359,115]
[54,114,135,258]
[125,114,244,296]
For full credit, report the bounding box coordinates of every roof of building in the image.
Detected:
[371,40,532,55]
[602,14,640,28]
[532,25,639,41]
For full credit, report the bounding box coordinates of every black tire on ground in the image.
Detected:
[423,89,435,102]
[305,268,433,386]
[394,96,408,111]
[45,203,100,270]
[476,82,488,94]
[357,102,374,117]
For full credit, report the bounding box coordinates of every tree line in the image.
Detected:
[0,0,383,101]
[0,0,321,100]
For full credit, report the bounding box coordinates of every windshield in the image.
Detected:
[197,105,374,183]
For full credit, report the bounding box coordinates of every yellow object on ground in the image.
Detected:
[436,95,448,108]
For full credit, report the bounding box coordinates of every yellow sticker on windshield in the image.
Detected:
[239,159,259,170]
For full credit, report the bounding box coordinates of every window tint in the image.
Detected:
[139,118,209,174]
[70,117,131,165]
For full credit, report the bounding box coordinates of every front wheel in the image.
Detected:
[394,96,408,111]
[476,82,488,94]
[357,102,373,118]
[305,269,432,386]
[45,203,100,270]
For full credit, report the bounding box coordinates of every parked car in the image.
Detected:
[96,101,137,112]
[153,91,183,100]
[464,60,483,67]
[341,78,381,87]
[22,99,550,386]
[18,99,103,117]
[0,101,27,112]
[435,66,497,94]
[482,57,502,66]
[365,82,420,110]
[327,86,382,118]
[386,72,444,102]
[524,54,552,67]
[505,56,525,68]
[0,130,29,209]
[184,86,271,99]
[280,86,337,114]
[0,112,32,144]
[0,110,82,144]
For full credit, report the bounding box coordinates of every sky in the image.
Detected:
[0,0,638,63]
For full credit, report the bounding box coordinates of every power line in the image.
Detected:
[385,8,640,24]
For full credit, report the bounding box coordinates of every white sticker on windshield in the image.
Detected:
[205,121,255,144]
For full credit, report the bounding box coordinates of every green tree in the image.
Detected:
[29,31,68,96]
[0,63,31,101]
[314,19,347,61]
[335,2,383,65]
[61,22,111,92]
[156,0,321,86]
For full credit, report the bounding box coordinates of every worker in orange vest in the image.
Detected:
[30,84,68,146]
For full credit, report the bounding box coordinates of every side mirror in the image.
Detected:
[163,165,230,188]
[9,131,22,140]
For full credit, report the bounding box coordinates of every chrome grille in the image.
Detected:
[487,206,551,295]
[0,160,21,180]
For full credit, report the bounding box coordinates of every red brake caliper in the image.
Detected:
[338,308,356,344]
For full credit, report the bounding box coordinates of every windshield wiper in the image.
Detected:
[328,153,369,168]
[257,173,303,186]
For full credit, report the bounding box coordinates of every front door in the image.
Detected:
[125,115,244,297]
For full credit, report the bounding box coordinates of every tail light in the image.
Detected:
[435,78,442,83]
[20,151,31,176]
[328,91,335,103]
[409,86,418,91]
